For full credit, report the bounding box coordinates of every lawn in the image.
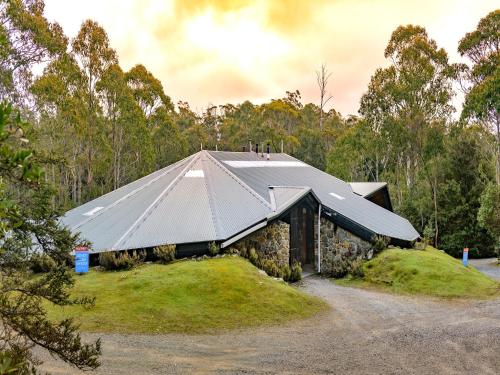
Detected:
[335,246,500,299]
[46,257,327,334]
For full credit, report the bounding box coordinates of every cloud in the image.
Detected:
[43,0,498,115]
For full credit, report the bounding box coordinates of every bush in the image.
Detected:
[287,261,302,282]
[99,250,145,271]
[248,248,258,265]
[30,253,57,273]
[261,259,281,278]
[208,242,219,256]
[153,244,176,264]
[349,257,365,278]
[0,350,26,374]
[281,264,291,281]
[372,235,390,252]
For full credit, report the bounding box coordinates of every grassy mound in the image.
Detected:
[47,257,327,334]
[336,246,500,299]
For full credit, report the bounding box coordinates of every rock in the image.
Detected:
[367,249,374,260]
[258,269,267,276]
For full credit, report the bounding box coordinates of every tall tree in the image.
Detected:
[71,20,117,192]
[359,25,456,245]
[97,64,152,189]
[31,53,88,205]
[458,9,500,184]
[0,0,66,104]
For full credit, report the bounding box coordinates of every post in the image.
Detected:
[463,247,469,267]
[74,245,89,274]
[317,204,321,273]
[281,140,284,153]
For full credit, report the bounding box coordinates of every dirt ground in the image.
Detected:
[39,275,500,375]
[469,258,500,280]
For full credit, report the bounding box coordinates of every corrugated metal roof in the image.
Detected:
[61,151,281,253]
[349,182,387,197]
[209,151,419,242]
[61,150,419,252]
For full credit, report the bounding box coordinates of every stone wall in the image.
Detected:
[232,221,290,267]
[319,217,374,277]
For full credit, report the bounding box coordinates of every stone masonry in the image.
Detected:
[319,217,374,277]
[232,221,290,268]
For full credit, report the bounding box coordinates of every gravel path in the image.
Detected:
[40,277,500,374]
[470,258,500,280]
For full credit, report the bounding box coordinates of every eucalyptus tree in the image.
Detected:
[97,64,153,189]
[0,0,66,104]
[31,53,88,205]
[359,25,456,245]
[458,9,500,184]
[71,20,117,191]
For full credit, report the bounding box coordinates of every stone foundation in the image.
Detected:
[319,217,374,277]
[231,221,290,267]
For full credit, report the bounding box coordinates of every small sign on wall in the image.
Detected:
[75,245,89,273]
[463,247,469,267]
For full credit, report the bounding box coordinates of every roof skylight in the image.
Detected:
[329,192,345,200]
[83,206,104,216]
[185,169,204,178]
[222,161,306,168]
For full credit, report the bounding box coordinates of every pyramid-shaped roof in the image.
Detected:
[62,151,419,253]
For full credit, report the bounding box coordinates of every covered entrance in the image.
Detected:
[287,194,318,270]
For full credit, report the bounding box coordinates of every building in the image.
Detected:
[62,150,419,274]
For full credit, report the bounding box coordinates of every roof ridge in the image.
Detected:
[204,151,272,210]
[71,154,194,230]
[111,152,201,250]
[201,156,222,239]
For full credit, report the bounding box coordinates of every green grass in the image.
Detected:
[335,246,500,299]
[47,257,327,334]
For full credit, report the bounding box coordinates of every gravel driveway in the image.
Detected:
[40,277,500,374]
[470,258,500,280]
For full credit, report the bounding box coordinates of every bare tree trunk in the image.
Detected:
[433,175,439,246]
[495,113,500,185]
[316,64,333,129]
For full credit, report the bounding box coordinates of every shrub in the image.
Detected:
[372,235,390,252]
[248,248,258,265]
[261,259,281,278]
[30,253,57,273]
[281,264,291,281]
[349,257,365,278]
[153,244,176,264]
[0,350,25,374]
[208,241,219,256]
[99,250,145,271]
[287,261,302,282]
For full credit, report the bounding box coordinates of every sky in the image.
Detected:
[43,0,498,116]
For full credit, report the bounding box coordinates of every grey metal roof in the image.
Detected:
[209,151,419,242]
[61,151,275,253]
[61,150,419,252]
[349,182,387,197]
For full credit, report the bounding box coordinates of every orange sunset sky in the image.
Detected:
[44,0,498,116]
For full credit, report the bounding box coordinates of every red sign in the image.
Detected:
[75,245,88,252]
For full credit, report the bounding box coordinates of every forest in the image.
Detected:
[1,1,499,258]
